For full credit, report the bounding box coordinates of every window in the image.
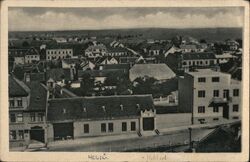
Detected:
[30,113,36,122]
[233,116,239,119]
[213,118,219,121]
[212,77,220,82]
[84,124,89,133]
[213,90,219,97]
[10,114,16,123]
[198,77,206,82]
[233,89,239,96]
[198,90,206,98]
[213,107,219,113]
[131,122,136,131]
[233,104,239,112]
[198,106,205,113]
[38,113,44,122]
[10,130,16,140]
[122,122,127,131]
[16,113,23,122]
[101,123,106,132]
[18,130,24,140]
[9,99,14,107]
[17,99,22,107]
[108,123,114,132]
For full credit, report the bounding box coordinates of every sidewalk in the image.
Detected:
[47,119,240,151]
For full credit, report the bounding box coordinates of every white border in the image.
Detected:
[1,0,249,161]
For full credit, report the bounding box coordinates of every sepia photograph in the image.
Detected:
[1,0,249,161]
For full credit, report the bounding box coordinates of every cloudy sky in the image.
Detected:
[8,7,244,31]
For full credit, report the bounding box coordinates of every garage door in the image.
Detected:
[53,122,74,140]
[143,117,155,131]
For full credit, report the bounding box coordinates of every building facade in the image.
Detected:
[178,69,241,124]
[9,76,48,148]
[46,95,156,141]
[46,48,73,60]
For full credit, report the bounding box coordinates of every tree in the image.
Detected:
[80,73,95,96]
[22,41,30,47]
[200,39,207,44]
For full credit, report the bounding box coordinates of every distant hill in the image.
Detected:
[9,27,242,43]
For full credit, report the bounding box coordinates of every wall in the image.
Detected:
[47,118,140,141]
[178,75,193,114]
[156,113,192,129]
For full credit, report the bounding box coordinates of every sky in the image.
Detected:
[8,7,244,31]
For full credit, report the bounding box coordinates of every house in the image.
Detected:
[81,61,96,70]
[9,76,48,148]
[85,44,107,58]
[9,49,29,65]
[179,52,218,72]
[225,39,239,51]
[99,57,118,65]
[179,44,198,53]
[164,45,182,57]
[53,37,67,43]
[129,64,176,82]
[46,95,155,141]
[24,47,40,64]
[215,53,237,64]
[178,69,241,124]
[106,47,131,57]
[46,47,73,60]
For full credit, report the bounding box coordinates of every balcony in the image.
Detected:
[208,97,232,107]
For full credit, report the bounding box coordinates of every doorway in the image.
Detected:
[143,117,154,131]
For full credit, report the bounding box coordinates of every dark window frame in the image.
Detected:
[198,77,206,82]
[122,122,127,132]
[101,123,106,133]
[108,123,114,132]
[198,90,206,98]
[131,122,136,131]
[233,104,239,112]
[212,77,220,82]
[84,124,89,133]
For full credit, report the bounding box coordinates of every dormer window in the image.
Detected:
[136,104,140,109]
[120,104,124,111]
[102,106,106,112]
[63,108,66,114]
[83,107,87,113]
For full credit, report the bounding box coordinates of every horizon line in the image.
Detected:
[9,27,243,33]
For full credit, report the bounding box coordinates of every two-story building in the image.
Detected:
[178,69,241,124]
[24,47,40,64]
[85,44,107,58]
[179,52,218,72]
[46,48,73,61]
[46,95,156,141]
[9,76,48,148]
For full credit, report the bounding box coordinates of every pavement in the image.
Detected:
[10,119,240,152]
[46,120,240,152]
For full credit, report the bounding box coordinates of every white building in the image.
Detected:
[179,69,241,124]
[46,48,73,60]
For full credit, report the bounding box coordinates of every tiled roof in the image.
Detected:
[182,52,216,60]
[25,47,40,56]
[47,95,154,121]
[25,82,47,111]
[9,75,30,97]
[129,64,176,81]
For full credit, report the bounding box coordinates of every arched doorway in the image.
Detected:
[30,126,45,143]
